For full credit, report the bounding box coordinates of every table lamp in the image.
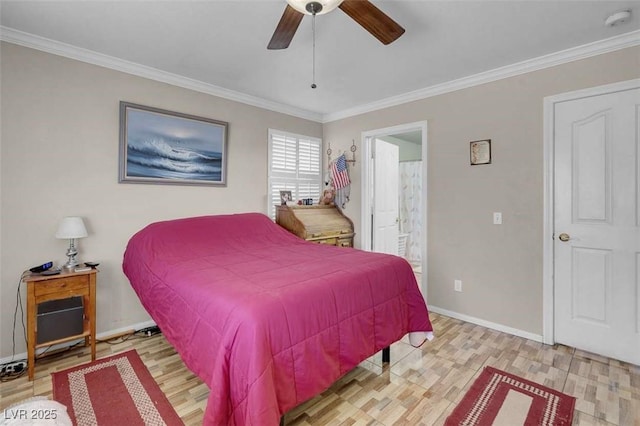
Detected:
[55,216,88,269]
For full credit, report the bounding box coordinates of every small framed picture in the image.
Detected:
[279,190,292,205]
[470,139,491,165]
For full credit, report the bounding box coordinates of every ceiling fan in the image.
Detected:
[268,0,405,50]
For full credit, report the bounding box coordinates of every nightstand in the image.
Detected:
[24,269,97,380]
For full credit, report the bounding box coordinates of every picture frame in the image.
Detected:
[119,101,228,186]
[470,139,491,165]
[279,190,292,205]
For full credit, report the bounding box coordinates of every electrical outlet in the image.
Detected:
[454,280,462,292]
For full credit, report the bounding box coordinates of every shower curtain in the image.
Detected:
[399,161,422,265]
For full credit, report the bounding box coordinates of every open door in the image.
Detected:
[373,139,399,255]
[361,121,428,296]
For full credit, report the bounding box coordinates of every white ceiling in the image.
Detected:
[1,1,639,121]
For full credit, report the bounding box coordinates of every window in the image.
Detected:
[268,129,322,219]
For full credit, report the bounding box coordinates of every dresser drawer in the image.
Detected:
[34,276,88,300]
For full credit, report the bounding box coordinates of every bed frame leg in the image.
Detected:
[382,346,390,364]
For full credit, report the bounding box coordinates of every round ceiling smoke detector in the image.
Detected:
[605,10,631,27]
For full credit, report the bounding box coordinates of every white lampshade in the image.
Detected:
[55,217,88,239]
[286,0,343,15]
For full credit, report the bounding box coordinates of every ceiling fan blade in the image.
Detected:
[339,0,405,45]
[268,5,304,50]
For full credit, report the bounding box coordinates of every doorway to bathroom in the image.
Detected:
[361,121,427,297]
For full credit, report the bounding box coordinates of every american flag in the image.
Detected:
[331,154,350,189]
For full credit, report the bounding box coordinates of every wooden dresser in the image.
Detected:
[276,205,355,247]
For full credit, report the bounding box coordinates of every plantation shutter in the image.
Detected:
[268,129,322,219]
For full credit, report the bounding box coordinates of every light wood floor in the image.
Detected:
[1,312,638,425]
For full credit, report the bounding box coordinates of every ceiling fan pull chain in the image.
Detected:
[311,12,317,89]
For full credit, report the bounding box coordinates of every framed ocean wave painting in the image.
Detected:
[119,102,228,186]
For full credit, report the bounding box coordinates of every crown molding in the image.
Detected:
[0,26,323,123]
[322,29,640,123]
[2,26,638,125]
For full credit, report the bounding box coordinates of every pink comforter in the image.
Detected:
[123,213,432,425]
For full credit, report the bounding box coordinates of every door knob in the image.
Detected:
[558,233,570,242]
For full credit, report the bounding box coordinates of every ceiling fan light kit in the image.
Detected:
[286,0,343,16]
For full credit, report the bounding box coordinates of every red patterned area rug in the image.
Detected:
[445,366,575,426]
[52,349,183,425]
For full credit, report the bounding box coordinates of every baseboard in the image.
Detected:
[429,305,543,343]
[96,320,157,341]
[0,319,157,365]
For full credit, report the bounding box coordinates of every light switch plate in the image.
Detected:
[493,212,502,225]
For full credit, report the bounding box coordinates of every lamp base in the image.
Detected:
[63,240,79,270]
[62,260,80,270]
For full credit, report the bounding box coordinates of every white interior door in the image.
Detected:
[373,139,399,255]
[554,87,640,364]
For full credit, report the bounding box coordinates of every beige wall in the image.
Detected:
[2,42,638,360]
[326,46,640,335]
[0,43,322,358]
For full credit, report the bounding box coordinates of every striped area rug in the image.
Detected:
[445,366,575,425]
[52,350,183,425]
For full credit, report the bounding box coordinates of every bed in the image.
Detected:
[123,213,433,425]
